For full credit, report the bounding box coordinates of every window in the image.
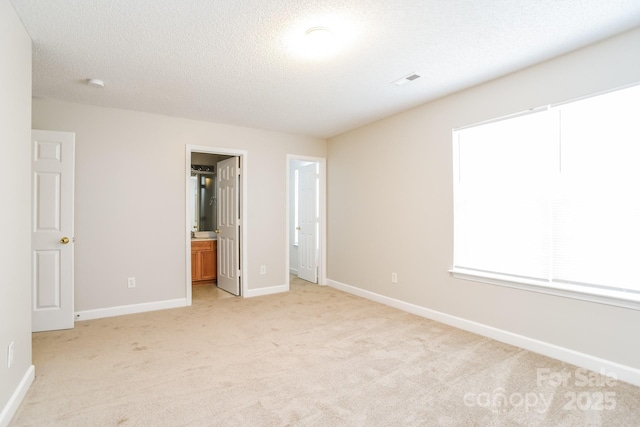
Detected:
[452,84,640,309]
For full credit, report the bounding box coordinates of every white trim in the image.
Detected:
[185,147,193,305]
[450,268,640,311]
[74,298,186,321]
[453,82,640,132]
[243,285,288,298]
[327,278,640,387]
[285,155,327,289]
[0,365,34,427]
[185,145,249,302]
[453,105,549,132]
[289,268,298,275]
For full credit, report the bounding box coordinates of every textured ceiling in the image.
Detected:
[10,0,640,138]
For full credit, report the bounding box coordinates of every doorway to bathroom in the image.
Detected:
[185,145,248,305]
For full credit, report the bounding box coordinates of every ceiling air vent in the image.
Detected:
[392,73,421,86]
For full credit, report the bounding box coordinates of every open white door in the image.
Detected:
[297,163,318,283]
[216,157,240,296]
[31,130,75,332]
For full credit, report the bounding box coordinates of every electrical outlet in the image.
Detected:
[260,266,266,275]
[7,341,15,368]
[127,277,136,288]
[391,273,398,284]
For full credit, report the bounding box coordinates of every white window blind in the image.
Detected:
[452,84,640,306]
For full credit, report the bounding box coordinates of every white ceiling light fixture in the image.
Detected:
[86,78,105,88]
[306,26,333,44]
[305,26,337,58]
[284,14,360,61]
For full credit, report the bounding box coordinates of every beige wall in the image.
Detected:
[0,0,32,418]
[327,27,640,369]
[32,99,326,311]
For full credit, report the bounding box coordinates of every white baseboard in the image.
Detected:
[327,278,640,387]
[0,364,34,427]
[74,298,187,321]
[244,284,288,298]
[289,268,298,275]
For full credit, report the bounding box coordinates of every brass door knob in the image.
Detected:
[60,237,70,244]
[214,229,220,234]
[296,226,301,231]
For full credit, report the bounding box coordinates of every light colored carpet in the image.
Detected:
[10,279,640,426]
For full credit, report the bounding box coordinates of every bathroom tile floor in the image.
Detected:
[192,282,236,302]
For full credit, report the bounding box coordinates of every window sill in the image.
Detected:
[450,268,640,311]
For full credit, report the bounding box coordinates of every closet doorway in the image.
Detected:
[287,155,327,287]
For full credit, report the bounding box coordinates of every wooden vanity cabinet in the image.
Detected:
[191,240,217,282]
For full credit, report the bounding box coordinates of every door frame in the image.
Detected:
[286,154,327,287]
[185,145,248,304]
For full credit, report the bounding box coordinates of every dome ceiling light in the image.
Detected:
[86,78,105,88]
[304,26,337,58]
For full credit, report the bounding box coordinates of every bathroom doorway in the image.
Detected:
[185,145,248,305]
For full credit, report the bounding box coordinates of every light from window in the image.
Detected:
[452,84,640,308]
